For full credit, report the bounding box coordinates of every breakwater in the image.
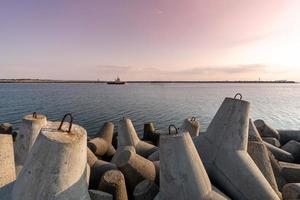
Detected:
[1,94,300,199]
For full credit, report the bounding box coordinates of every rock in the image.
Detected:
[282,183,300,200]
[254,119,280,140]
[89,190,113,200]
[262,137,281,147]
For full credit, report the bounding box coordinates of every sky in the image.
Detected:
[0,0,300,81]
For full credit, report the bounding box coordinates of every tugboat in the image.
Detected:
[106,77,126,85]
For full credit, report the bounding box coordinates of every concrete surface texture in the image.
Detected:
[262,137,281,147]
[160,131,228,200]
[279,161,300,183]
[282,183,300,200]
[98,170,128,200]
[12,121,90,200]
[278,130,300,146]
[281,140,300,162]
[180,117,200,137]
[117,118,158,158]
[14,113,47,168]
[194,97,280,200]
[133,179,159,200]
[0,134,16,187]
[89,190,113,200]
[264,141,295,163]
[111,146,157,193]
[254,119,280,140]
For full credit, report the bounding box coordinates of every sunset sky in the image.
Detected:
[0,0,300,81]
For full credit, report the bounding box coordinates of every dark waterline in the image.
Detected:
[0,83,299,136]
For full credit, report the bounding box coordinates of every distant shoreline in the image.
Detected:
[0,79,297,84]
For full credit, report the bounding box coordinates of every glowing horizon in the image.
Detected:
[0,0,299,81]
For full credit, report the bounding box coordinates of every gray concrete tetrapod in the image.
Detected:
[278,130,300,145]
[194,96,280,200]
[12,120,90,200]
[279,161,300,183]
[98,170,128,200]
[254,119,280,140]
[160,131,228,200]
[264,141,295,162]
[87,148,118,189]
[118,118,158,158]
[282,183,300,200]
[143,123,159,145]
[247,119,280,196]
[281,140,300,162]
[133,179,159,200]
[14,113,47,169]
[180,117,200,137]
[262,137,281,147]
[88,122,116,157]
[89,190,113,200]
[111,145,157,193]
[0,134,16,187]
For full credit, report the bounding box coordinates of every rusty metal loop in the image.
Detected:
[168,124,178,135]
[234,93,242,100]
[191,117,196,121]
[32,112,37,119]
[58,113,73,133]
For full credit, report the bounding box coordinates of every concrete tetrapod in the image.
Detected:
[118,118,158,158]
[282,183,300,200]
[180,117,200,137]
[12,115,90,200]
[133,179,159,200]
[87,148,118,189]
[98,170,128,200]
[142,122,159,145]
[262,137,281,147]
[281,140,300,162]
[88,122,116,158]
[160,131,228,200]
[264,141,295,163]
[278,130,300,146]
[254,119,280,140]
[193,95,280,200]
[14,113,47,169]
[0,134,16,187]
[111,145,157,194]
[247,119,280,197]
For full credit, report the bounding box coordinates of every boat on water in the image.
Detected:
[106,77,126,85]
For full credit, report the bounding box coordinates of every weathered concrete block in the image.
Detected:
[160,131,228,200]
[89,190,113,200]
[0,134,16,187]
[194,96,280,200]
[133,179,159,200]
[147,150,159,161]
[264,141,295,163]
[118,118,158,158]
[12,120,90,200]
[111,146,156,193]
[278,130,300,146]
[281,140,300,162]
[142,122,159,145]
[98,170,128,200]
[269,152,287,192]
[14,113,47,168]
[262,137,281,147]
[88,122,116,158]
[254,119,280,140]
[279,162,300,183]
[282,183,300,200]
[180,117,200,137]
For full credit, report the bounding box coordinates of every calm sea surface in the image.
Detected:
[0,83,299,136]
